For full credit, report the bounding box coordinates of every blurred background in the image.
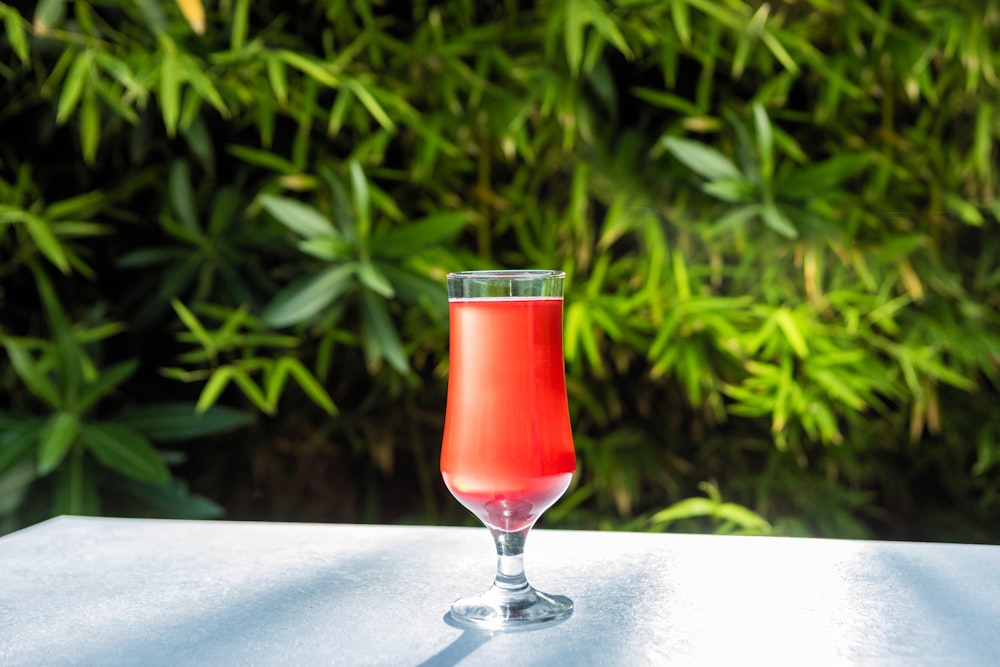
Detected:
[1,0,998,542]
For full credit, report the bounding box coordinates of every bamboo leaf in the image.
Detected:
[346,79,395,131]
[80,422,170,484]
[169,161,199,232]
[3,339,62,408]
[263,263,356,327]
[760,202,798,239]
[360,288,409,374]
[4,8,30,62]
[56,50,92,125]
[38,412,80,475]
[52,446,99,516]
[274,357,338,415]
[349,160,370,237]
[374,211,468,257]
[277,50,339,87]
[228,145,298,174]
[670,0,691,47]
[33,0,66,37]
[565,0,584,74]
[179,53,229,117]
[775,308,809,358]
[260,195,337,239]
[195,367,234,413]
[662,137,742,181]
[230,368,272,414]
[22,213,70,273]
[231,0,249,50]
[356,260,394,298]
[74,360,139,415]
[171,299,216,358]
[266,55,288,105]
[160,50,181,136]
[0,421,43,477]
[114,402,252,442]
[651,497,718,525]
[753,102,774,183]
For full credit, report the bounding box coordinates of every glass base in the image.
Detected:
[449,584,573,630]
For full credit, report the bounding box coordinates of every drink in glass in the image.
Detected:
[441,270,576,629]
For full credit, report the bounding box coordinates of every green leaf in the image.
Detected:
[228,145,299,174]
[632,88,702,116]
[79,86,99,164]
[356,260,394,298]
[276,49,339,87]
[4,8,29,62]
[80,422,170,484]
[374,211,468,258]
[108,477,222,519]
[194,366,234,413]
[52,445,99,516]
[0,421,43,477]
[753,102,774,182]
[169,161,199,232]
[114,402,252,441]
[260,195,338,239]
[662,137,742,181]
[266,55,288,105]
[56,50,91,125]
[346,79,395,131]
[160,50,181,136]
[23,213,71,273]
[171,299,216,358]
[297,237,351,261]
[651,497,718,525]
[715,503,771,532]
[263,263,356,327]
[349,160,370,237]
[670,0,691,47]
[31,263,84,399]
[564,0,584,73]
[582,0,632,60]
[360,288,409,374]
[233,370,273,414]
[775,308,809,358]
[760,29,798,74]
[760,202,798,239]
[38,412,80,475]
[284,358,337,415]
[702,178,754,203]
[326,86,352,135]
[74,359,139,414]
[3,339,62,408]
[775,155,869,196]
[179,53,229,118]
[266,358,337,416]
[232,0,252,50]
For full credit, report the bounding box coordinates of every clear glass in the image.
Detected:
[441,270,576,630]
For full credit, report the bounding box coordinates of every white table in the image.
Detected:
[1,517,999,665]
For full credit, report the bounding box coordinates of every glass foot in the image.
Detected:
[449,584,573,630]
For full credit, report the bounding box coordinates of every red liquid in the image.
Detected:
[441,297,576,532]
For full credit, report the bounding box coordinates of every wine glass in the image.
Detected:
[441,270,576,629]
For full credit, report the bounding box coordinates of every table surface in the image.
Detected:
[1,517,999,666]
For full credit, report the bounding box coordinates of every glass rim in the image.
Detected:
[446,269,564,280]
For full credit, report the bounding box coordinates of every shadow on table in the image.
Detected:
[412,616,493,667]
[414,611,575,667]
[51,537,440,666]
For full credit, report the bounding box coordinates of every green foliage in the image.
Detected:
[1,0,998,543]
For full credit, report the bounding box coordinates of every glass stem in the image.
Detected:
[489,527,531,594]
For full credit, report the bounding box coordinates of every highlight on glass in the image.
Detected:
[440,269,576,629]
